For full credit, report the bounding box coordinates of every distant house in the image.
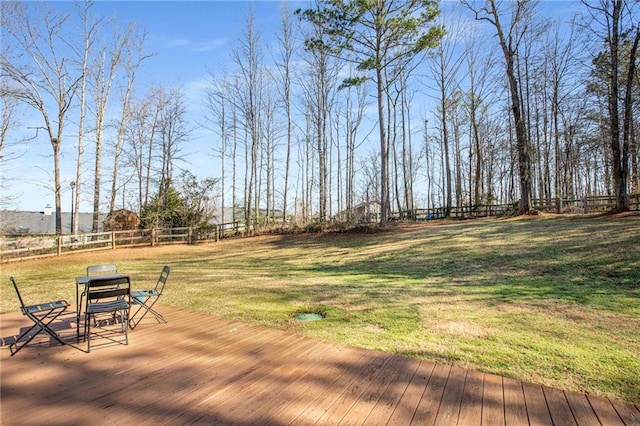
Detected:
[0,208,104,235]
[334,201,381,223]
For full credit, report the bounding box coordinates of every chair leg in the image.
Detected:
[144,303,166,323]
[123,308,129,345]
[129,298,165,328]
[85,309,129,352]
[10,309,67,356]
[128,299,148,328]
[10,323,43,355]
[85,313,91,353]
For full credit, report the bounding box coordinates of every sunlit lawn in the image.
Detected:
[2,214,639,403]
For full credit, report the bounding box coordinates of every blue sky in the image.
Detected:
[3,0,583,213]
[5,1,307,212]
[89,1,297,82]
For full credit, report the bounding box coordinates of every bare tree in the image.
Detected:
[1,3,82,233]
[463,29,499,207]
[342,74,368,215]
[70,1,100,234]
[157,86,190,200]
[0,76,27,209]
[581,0,639,211]
[299,16,337,224]
[0,88,17,155]
[125,90,159,211]
[231,7,264,232]
[298,0,445,223]
[261,74,282,224]
[230,77,240,225]
[109,25,149,215]
[428,15,465,215]
[88,20,135,231]
[275,2,296,227]
[544,22,578,201]
[203,72,231,225]
[463,0,535,214]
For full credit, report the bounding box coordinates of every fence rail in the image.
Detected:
[1,221,245,263]
[532,193,640,213]
[362,194,639,223]
[2,194,638,263]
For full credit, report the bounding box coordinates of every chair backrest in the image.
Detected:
[86,264,118,276]
[9,277,27,312]
[154,265,170,293]
[86,276,131,303]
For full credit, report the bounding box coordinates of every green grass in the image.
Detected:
[2,215,639,403]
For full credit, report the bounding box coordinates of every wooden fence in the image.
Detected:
[390,203,516,221]
[2,194,637,263]
[365,193,640,223]
[532,193,640,213]
[0,221,245,263]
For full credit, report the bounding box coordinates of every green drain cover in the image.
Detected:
[295,313,323,321]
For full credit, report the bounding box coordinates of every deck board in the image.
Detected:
[410,362,450,424]
[310,351,391,424]
[586,394,626,426]
[245,348,369,425]
[386,360,435,425]
[482,373,505,425]
[611,399,640,425]
[522,381,554,426]
[565,391,602,426]
[339,352,409,425]
[544,385,578,425]
[1,305,638,425]
[503,376,529,426]
[363,356,421,425]
[457,369,484,425]
[433,365,467,424]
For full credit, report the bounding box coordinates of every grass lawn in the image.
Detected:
[2,214,639,403]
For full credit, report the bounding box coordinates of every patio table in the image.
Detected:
[75,274,126,341]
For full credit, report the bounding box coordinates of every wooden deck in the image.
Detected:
[1,305,639,425]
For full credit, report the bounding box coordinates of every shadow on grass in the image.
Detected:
[249,219,639,310]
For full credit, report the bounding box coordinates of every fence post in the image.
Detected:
[57,235,62,256]
[151,228,156,247]
[111,231,116,250]
[188,227,193,245]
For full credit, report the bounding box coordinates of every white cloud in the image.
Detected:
[165,38,190,48]
[192,38,227,53]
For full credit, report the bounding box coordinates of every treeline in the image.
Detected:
[1,1,638,234]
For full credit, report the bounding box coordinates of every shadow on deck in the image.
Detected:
[1,305,639,425]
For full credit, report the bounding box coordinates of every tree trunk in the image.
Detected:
[619,25,640,210]
[608,0,624,211]
[376,66,390,223]
[491,0,532,214]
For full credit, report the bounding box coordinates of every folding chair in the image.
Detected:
[129,265,170,329]
[83,276,131,353]
[86,264,118,276]
[9,277,69,356]
[82,264,119,310]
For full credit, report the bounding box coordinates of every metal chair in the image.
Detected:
[9,277,69,356]
[129,265,170,329]
[82,263,119,309]
[86,264,118,276]
[83,276,131,352]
